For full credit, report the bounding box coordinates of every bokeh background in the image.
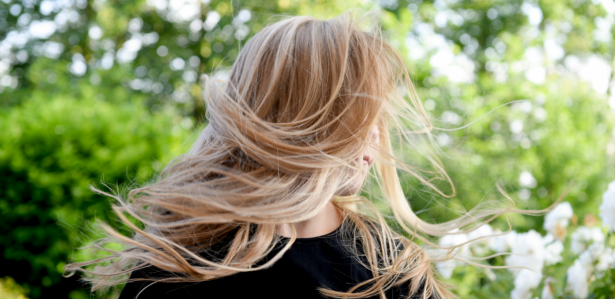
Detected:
[1,0,614,298]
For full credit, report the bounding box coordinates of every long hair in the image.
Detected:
[65,12,562,299]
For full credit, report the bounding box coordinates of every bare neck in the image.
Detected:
[278,202,343,239]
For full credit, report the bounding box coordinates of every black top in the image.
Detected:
[119,223,429,299]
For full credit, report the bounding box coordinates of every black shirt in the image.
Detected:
[119,223,429,299]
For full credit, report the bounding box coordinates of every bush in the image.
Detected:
[0,96,192,298]
[434,197,615,299]
[0,276,29,299]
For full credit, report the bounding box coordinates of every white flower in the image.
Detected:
[541,277,555,299]
[439,231,471,252]
[543,202,573,240]
[491,229,517,253]
[435,258,456,279]
[510,269,542,299]
[579,243,605,266]
[596,248,615,274]
[505,230,545,277]
[570,226,605,254]
[566,259,589,298]
[434,232,470,279]
[467,224,496,256]
[542,234,564,266]
[600,181,615,232]
[505,231,545,299]
[579,243,615,277]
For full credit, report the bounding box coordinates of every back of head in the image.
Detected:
[197,14,393,173]
[176,13,410,224]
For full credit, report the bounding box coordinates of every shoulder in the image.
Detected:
[119,263,327,299]
[342,216,435,299]
[119,265,244,299]
[339,215,406,253]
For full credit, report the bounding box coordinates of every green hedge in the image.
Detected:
[0,97,192,299]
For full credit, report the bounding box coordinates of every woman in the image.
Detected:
[65,12,554,299]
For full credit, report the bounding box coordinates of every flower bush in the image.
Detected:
[436,182,615,298]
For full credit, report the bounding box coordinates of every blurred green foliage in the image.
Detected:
[1,0,614,298]
[0,96,191,298]
[0,276,29,299]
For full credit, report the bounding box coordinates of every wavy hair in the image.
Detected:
[65,12,563,299]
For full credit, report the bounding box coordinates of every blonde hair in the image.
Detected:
[65,12,563,299]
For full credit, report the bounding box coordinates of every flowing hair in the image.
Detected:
[65,12,564,299]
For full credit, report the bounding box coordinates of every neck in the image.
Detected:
[278,202,343,238]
